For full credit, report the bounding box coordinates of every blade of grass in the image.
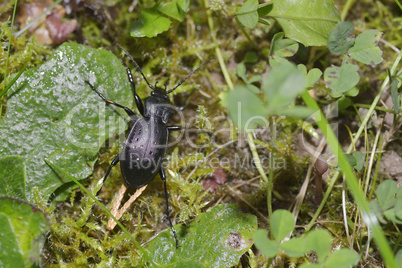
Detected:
[0,17,10,40]
[44,159,149,257]
[3,0,18,89]
[0,63,28,98]
[301,91,397,268]
[204,0,234,90]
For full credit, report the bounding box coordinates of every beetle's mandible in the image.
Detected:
[82,44,211,248]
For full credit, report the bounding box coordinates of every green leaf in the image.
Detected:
[268,0,341,46]
[146,204,257,267]
[299,264,322,268]
[258,2,272,17]
[244,51,258,63]
[394,196,402,219]
[269,55,290,68]
[325,248,359,268]
[236,62,247,82]
[225,85,268,131]
[324,56,359,93]
[0,43,132,203]
[328,21,355,55]
[253,229,279,258]
[349,30,383,65]
[344,154,357,167]
[270,209,294,242]
[0,155,26,200]
[236,0,259,29]
[305,229,332,262]
[396,249,402,266]
[278,106,315,119]
[131,7,171,38]
[0,197,48,267]
[262,61,306,111]
[369,200,387,224]
[248,75,262,84]
[158,0,189,22]
[377,180,397,210]
[352,151,365,171]
[280,236,308,257]
[246,84,261,94]
[344,151,366,171]
[344,86,359,97]
[306,68,323,88]
[271,33,299,58]
[384,208,402,224]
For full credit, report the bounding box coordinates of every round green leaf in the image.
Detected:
[131,7,171,38]
[0,197,48,267]
[253,229,279,258]
[225,85,268,131]
[324,56,359,93]
[349,30,383,65]
[270,209,294,242]
[325,248,359,268]
[352,151,365,171]
[280,236,308,257]
[377,180,398,211]
[236,0,259,29]
[262,61,306,111]
[344,86,359,97]
[305,229,332,262]
[306,68,322,88]
[271,33,299,58]
[158,0,189,22]
[394,197,402,219]
[146,204,257,267]
[268,0,341,46]
[328,21,355,55]
[0,43,132,203]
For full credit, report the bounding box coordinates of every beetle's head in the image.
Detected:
[144,88,173,123]
[150,85,169,100]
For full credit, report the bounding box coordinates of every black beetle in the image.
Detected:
[83,44,211,248]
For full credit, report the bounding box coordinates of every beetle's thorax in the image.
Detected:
[143,91,171,124]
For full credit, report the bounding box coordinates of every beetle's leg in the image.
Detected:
[121,62,145,116]
[82,154,120,228]
[85,81,136,118]
[167,125,212,136]
[167,125,185,131]
[159,168,179,248]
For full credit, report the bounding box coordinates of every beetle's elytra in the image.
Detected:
[83,44,211,248]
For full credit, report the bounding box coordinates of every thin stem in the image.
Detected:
[268,118,276,220]
[340,0,357,21]
[3,0,18,89]
[247,132,271,220]
[204,0,234,90]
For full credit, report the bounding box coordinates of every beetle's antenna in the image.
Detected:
[116,43,155,90]
[166,57,213,94]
